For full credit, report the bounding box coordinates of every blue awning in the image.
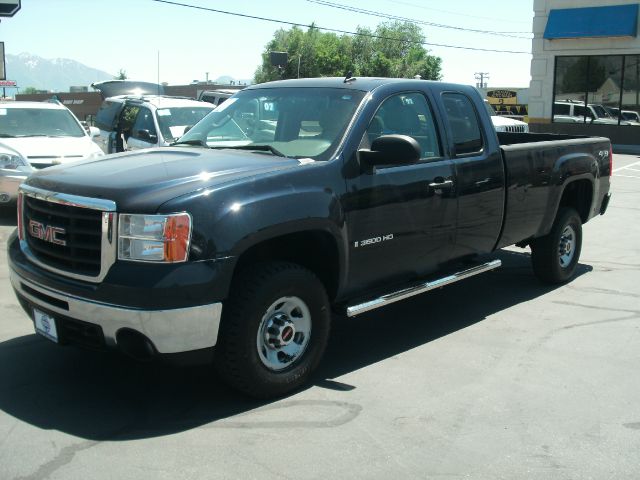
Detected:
[544,4,639,39]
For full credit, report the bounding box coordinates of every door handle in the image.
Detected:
[428,179,454,189]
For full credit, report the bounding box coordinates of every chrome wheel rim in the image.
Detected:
[558,225,576,268]
[257,296,312,371]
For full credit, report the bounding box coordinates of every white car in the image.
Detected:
[0,101,104,169]
[0,142,32,207]
[483,100,529,133]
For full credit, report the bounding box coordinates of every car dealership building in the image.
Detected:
[528,0,640,148]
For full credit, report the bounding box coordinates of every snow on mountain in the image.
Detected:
[5,53,113,92]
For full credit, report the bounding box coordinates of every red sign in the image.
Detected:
[0,80,17,87]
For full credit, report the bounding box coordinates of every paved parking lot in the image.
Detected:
[1,154,639,479]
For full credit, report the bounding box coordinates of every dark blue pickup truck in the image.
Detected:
[7,77,612,397]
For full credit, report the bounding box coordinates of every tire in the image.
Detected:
[530,207,583,284]
[214,261,331,398]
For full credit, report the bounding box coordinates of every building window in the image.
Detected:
[622,55,640,124]
[553,55,632,126]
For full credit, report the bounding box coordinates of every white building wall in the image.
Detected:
[528,0,640,123]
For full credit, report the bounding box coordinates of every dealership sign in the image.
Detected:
[487,89,518,105]
[0,1,20,17]
[487,90,517,99]
[0,80,16,87]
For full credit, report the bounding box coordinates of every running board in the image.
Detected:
[346,259,502,317]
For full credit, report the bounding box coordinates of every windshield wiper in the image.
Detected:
[171,139,209,148]
[0,134,16,138]
[210,144,287,157]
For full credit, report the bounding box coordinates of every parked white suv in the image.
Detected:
[483,100,529,133]
[0,101,104,169]
[94,95,214,153]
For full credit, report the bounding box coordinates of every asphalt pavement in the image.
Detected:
[0,154,639,480]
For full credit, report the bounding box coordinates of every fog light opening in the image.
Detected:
[116,329,157,361]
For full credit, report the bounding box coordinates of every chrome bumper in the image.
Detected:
[10,269,222,354]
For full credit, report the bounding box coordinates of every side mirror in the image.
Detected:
[137,129,158,143]
[358,134,421,168]
[89,126,101,138]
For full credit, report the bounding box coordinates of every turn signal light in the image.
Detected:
[118,213,192,263]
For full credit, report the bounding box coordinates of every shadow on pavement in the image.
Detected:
[0,249,592,441]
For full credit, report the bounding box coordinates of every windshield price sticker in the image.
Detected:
[157,109,171,116]
[33,308,59,343]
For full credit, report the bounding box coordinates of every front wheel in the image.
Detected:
[530,207,583,284]
[214,262,331,398]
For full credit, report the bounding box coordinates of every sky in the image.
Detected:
[0,0,534,88]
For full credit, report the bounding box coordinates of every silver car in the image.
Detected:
[0,143,32,206]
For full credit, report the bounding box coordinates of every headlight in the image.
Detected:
[0,152,28,169]
[118,213,192,263]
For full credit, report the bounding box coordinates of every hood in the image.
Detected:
[24,147,303,212]
[490,115,526,127]
[2,136,103,167]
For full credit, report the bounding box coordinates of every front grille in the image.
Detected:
[29,163,53,170]
[27,156,85,170]
[505,125,526,133]
[24,196,103,276]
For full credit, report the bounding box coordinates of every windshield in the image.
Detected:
[177,87,366,160]
[156,106,214,142]
[0,107,86,137]
[590,105,609,118]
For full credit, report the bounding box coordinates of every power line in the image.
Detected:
[306,0,532,38]
[150,0,530,54]
[381,0,532,25]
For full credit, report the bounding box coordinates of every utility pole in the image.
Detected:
[474,72,490,89]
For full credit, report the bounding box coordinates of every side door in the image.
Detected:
[440,92,505,258]
[344,91,457,293]
[95,100,124,153]
[125,107,159,150]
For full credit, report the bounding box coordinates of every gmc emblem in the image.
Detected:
[28,220,67,246]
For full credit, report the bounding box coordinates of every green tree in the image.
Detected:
[115,69,128,80]
[22,87,39,94]
[254,21,441,83]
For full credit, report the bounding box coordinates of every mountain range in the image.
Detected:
[4,53,252,93]
[5,53,113,92]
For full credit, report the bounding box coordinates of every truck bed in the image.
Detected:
[495,132,611,249]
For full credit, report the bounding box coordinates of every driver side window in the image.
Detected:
[362,93,441,160]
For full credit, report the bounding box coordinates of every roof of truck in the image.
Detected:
[246,77,468,93]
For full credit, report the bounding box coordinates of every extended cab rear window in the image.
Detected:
[442,93,483,155]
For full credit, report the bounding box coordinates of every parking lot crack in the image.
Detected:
[15,439,99,480]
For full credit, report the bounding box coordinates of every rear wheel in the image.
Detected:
[530,207,583,284]
[215,262,331,398]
